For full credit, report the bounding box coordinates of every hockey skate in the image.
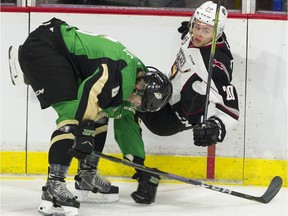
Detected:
[73,155,119,203]
[38,179,80,216]
[74,169,120,203]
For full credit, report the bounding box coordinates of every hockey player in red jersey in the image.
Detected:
[128,1,240,204]
[138,1,239,144]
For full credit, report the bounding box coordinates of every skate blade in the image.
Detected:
[38,200,79,216]
[74,190,120,203]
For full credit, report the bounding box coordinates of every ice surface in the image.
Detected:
[1,176,287,216]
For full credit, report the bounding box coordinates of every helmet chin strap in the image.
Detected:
[133,89,138,95]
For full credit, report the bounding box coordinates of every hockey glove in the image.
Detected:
[68,120,96,159]
[177,21,189,40]
[131,170,161,204]
[193,117,226,147]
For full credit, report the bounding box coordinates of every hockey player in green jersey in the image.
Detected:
[10,18,172,216]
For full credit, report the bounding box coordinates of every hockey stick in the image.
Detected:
[95,151,283,204]
[201,0,221,180]
[203,0,221,121]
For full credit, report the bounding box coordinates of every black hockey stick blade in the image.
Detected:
[95,151,283,204]
[256,176,282,203]
[228,176,283,203]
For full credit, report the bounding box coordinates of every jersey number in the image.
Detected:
[223,85,235,101]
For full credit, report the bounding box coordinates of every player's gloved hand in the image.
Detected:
[177,21,189,40]
[68,120,96,159]
[131,169,161,204]
[193,117,226,147]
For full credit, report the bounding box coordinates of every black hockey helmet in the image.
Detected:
[138,66,172,112]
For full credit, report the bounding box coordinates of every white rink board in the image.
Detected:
[0,12,287,160]
[0,12,29,152]
[245,19,288,159]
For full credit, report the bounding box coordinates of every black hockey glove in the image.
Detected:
[193,117,226,147]
[177,21,189,40]
[131,170,161,204]
[68,120,96,159]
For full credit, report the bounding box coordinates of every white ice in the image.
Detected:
[1,176,287,216]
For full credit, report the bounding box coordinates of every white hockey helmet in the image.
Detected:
[189,1,228,38]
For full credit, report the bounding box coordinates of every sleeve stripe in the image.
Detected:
[216,103,239,120]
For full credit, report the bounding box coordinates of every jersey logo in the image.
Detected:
[111,86,120,98]
[188,54,196,66]
[35,88,45,96]
[123,48,134,59]
[82,129,97,137]
[175,111,193,128]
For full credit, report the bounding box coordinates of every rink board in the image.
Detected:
[1,151,287,187]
